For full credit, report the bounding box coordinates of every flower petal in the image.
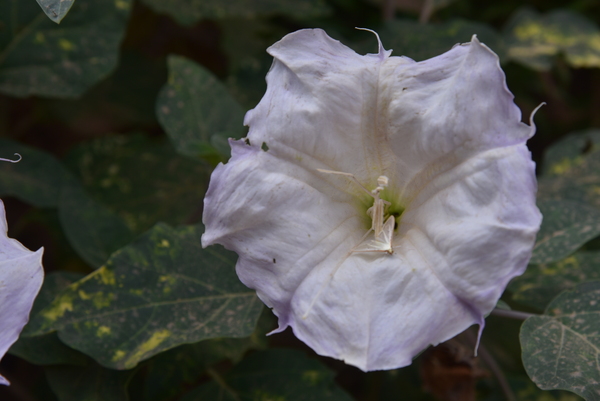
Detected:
[0,200,44,385]
[203,29,541,371]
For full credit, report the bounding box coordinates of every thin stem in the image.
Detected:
[490,308,537,321]
[206,367,241,401]
[464,330,516,401]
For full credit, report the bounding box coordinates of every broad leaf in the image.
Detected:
[59,183,134,268]
[0,0,132,98]
[538,134,600,210]
[35,0,76,23]
[521,282,600,400]
[26,223,263,369]
[510,251,600,310]
[45,362,134,401]
[504,8,600,70]
[530,200,600,265]
[377,19,504,62]
[0,139,72,208]
[64,134,209,234]
[541,130,600,177]
[10,272,87,366]
[143,308,273,401]
[157,56,246,161]
[140,0,329,26]
[219,19,283,109]
[180,348,353,401]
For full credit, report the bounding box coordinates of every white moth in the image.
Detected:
[302,169,395,319]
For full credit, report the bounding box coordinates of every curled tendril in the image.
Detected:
[0,154,22,163]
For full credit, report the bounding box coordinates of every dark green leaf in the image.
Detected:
[377,19,504,62]
[219,18,281,110]
[507,376,583,401]
[35,0,75,23]
[143,307,274,401]
[541,130,600,177]
[510,251,600,310]
[0,0,132,98]
[538,157,600,213]
[521,282,600,400]
[45,362,134,401]
[11,272,87,366]
[0,139,72,207]
[64,134,209,234]
[530,200,600,264]
[503,8,600,71]
[140,0,329,26]
[157,56,246,161]
[59,182,134,268]
[27,223,263,369]
[181,349,353,401]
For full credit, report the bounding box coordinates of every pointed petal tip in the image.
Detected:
[355,27,392,59]
[529,102,545,135]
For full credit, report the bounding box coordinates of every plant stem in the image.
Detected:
[490,308,537,320]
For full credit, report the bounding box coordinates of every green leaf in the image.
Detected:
[35,0,76,23]
[10,272,88,366]
[0,139,72,207]
[59,182,134,269]
[139,0,329,26]
[521,281,600,400]
[219,18,282,110]
[530,200,600,265]
[0,0,132,98]
[180,349,353,401]
[541,130,600,177]
[64,134,209,234]
[45,362,134,401]
[509,376,583,401]
[504,7,600,71]
[26,223,263,369]
[157,56,246,161]
[510,251,600,310]
[377,19,504,62]
[538,148,600,212]
[143,307,274,401]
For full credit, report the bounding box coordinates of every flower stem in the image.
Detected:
[490,308,537,320]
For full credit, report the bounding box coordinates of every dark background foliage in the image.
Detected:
[1,0,600,400]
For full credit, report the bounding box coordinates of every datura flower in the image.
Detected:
[202,29,542,371]
[0,199,44,385]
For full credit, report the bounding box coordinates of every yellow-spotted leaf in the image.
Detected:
[521,282,600,399]
[510,251,600,310]
[0,0,132,98]
[25,223,263,370]
[530,200,600,265]
[541,129,600,178]
[504,7,600,70]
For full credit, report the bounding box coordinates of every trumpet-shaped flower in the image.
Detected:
[202,29,541,371]
[0,199,44,384]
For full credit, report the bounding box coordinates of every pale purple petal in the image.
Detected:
[0,200,44,384]
[202,29,541,371]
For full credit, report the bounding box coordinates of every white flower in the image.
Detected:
[202,29,541,371]
[0,199,44,385]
